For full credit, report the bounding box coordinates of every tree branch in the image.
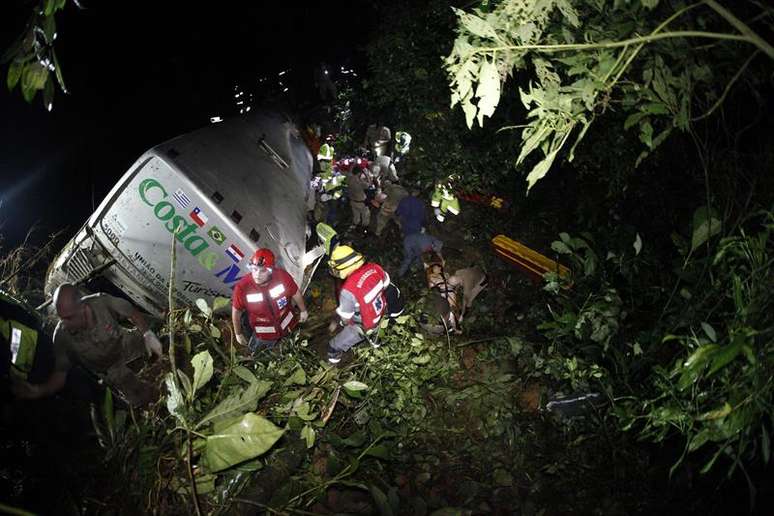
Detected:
[705,0,774,60]
[691,50,761,122]
[473,30,752,55]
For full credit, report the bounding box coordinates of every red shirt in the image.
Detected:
[233,268,299,340]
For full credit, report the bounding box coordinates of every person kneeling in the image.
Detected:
[326,245,398,364]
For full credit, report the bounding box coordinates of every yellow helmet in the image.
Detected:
[328,245,364,279]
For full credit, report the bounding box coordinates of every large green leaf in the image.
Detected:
[165,372,186,423]
[677,344,718,390]
[7,61,23,90]
[364,444,391,460]
[369,484,395,516]
[474,59,501,127]
[51,49,66,91]
[102,388,115,443]
[453,8,498,39]
[212,296,231,312]
[700,322,717,343]
[691,207,722,251]
[697,402,732,421]
[233,365,257,384]
[42,77,54,111]
[301,424,316,448]
[204,413,285,472]
[551,240,572,254]
[195,298,212,317]
[191,350,214,398]
[343,380,369,398]
[21,62,47,91]
[195,380,272,430]
[284,367,307,386]
[526,146,562,191]
[707,342,741,377]
[461,96,477,129]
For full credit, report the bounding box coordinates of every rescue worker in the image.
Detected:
[399,232,444,278]
[374,179,408,237]
[370,154,399,184]
[393,131,411,161]
[326,245,391,364]
[12,284,163,407]
[231,248,308,355]
[318,164,347,225]
[395,186,426,237]
[317,134,334,175]
[347,166,371,233]
[363,123,391,157]
[431,177,461,223]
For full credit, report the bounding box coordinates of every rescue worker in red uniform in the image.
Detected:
[231,248,308,355]
[326,245,393,364]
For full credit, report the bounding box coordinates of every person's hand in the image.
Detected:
[299,310,309,323]
[328,320,339,334]
[10,377,38,399]
[236,333,248,346]
[143,330,163,357]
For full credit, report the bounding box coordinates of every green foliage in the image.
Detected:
[538,209,773,484]
[445,0,774,189]
[351,0,523,194]
[3,0,69,110]
[622,211,773,476]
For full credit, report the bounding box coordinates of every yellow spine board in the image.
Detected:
[491,235,571,282]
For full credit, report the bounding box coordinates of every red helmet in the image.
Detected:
[249,248,275,269]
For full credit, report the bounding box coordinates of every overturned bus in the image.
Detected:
[44,111,323,315]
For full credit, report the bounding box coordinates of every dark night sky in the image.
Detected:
[0,1,375,247]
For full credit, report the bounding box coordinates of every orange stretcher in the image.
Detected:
[491,234,572,287]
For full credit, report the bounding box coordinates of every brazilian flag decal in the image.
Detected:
[207,226,226,245]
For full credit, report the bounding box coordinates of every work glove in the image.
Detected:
[143,330,163,357]
[299,310,309,323]
[236,333,248,346]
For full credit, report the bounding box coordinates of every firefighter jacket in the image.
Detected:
[233,269,299,340]
[0,289,43,381]
[431,184,460,222]
[317,143,334,174]
[338,263,389,331]
[321,172,346,201]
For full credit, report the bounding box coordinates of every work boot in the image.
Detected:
[327,349,343,364]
